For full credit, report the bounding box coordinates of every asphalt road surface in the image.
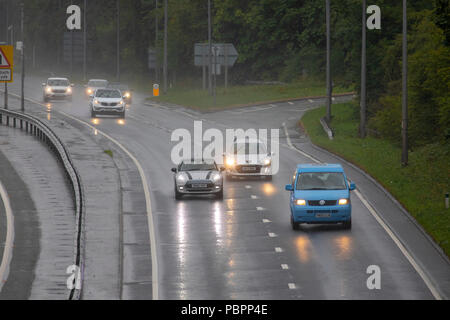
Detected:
[3,75,449,300]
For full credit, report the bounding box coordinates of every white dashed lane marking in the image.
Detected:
[281,264,289,270]
[275,247,283,253]
[288,283,297,289]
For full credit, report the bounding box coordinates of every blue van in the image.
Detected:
[285,164,355,230]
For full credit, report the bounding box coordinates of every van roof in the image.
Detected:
[296,163,344,173]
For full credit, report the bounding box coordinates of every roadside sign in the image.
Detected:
[194,43,238,67]
[0,45,13,83]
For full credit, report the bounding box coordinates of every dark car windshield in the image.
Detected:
[95,89,121,98]
[180,161,217,171]
[48,79,69,86]
[296,172,347,190]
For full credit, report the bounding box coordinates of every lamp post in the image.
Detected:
[20,1,25,113]
[360,0,367,138]
[163,0,168,94]
[401,0,408,166]
[325,0,332,122]
[208,0,212,96]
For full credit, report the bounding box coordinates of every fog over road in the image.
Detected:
[2,74,449,300]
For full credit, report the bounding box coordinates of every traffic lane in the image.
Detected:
[251,143,434,299]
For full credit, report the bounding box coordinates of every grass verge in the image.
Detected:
[301,102,450,257]
[148,80,353,111]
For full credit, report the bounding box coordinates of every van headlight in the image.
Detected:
[46,87,52,93]
[263,158,271,166]
[296,199,306,206]
[338,198,349,205]
[66,87,72,93]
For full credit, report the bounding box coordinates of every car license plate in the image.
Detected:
[242,166,256,171]
[315,213,331,218]
[192,183,207,188]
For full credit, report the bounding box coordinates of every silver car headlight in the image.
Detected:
[176,173,188,184]
[211,173,222,183]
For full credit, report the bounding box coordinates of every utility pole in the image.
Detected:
[163,0,168,94]
[360,0,367,138]
[325,0,332,122]
[83,0,86,82]
[401,0,408,166]
[208,0,212,96]
[116,0,120,82]
[155,0,159,83]
[20,1,25,113]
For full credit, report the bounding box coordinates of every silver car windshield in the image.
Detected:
[296,172,347,190]
[180,162,217,171]
[95,89,121,98]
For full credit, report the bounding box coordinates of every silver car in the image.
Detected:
[171,159,224,200]
[90,88,126,118]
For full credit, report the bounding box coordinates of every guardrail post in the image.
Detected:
[0,114,2,124]
[20,119,23,129]
[13,118,16,128]
[6,116,9,126]
[25,122,28,132]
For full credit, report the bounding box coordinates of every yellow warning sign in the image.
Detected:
[0,45,13,83]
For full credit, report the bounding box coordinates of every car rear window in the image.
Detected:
[296,172,347,190]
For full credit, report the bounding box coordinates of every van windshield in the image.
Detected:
[296,172,347,190]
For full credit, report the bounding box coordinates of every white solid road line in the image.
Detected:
[282,122,442,300]
[0,180,14,293]
[7,93,160,300]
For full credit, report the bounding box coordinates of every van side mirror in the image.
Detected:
[219,167,225,172]
[42,83,46,86]
[171,168,177,173]
[349,182,356,191]
[285,184,294,191]
[71,83,75,87]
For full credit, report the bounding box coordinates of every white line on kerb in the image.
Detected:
[0,180,14,293]
[282,122,442,300]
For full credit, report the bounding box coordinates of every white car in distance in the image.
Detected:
[42,77,74,102]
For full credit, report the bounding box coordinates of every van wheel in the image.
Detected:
[216,190,223,199]
[343,219,352,230]
[291,215,300,230]
[91,111,96,118]
[175,187,182,200]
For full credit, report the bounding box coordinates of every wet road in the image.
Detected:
[4,76,449,299]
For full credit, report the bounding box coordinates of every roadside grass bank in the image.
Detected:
[147,80,354,111]
[301,102,450,257]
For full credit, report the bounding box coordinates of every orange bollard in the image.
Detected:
[153,84,160,97]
